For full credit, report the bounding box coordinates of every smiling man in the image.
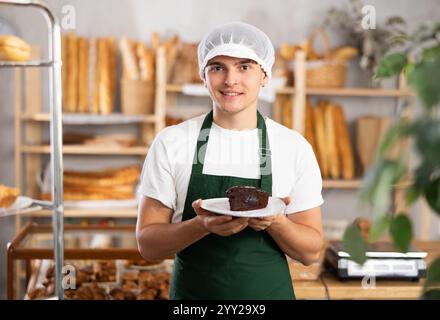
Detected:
[136,22,324,300]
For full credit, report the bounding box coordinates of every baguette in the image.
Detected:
[333,105,354,180]
[313,104,328,178]
[304,100,318,161]
[136,42,155,82]
[98,38,111,114]
[66,32,78,113]
[324,102,340,179]
[78,37,89,113]
[119,37,139,80]
[151,32,160,51]
[108,37,117,112]
[88,37,97,113]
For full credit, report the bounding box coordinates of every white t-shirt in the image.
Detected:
[138,113,324,223]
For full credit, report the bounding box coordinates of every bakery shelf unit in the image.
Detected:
[14,40,167,220]
[0,0,64,300]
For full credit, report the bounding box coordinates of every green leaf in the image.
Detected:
[421,289,440,300]
[390,214,413,252]
[405,185,422,206]
[407,55,440,109]
[425,258,440,288]
[423,44,440,61]
[375,53,408,79]
[343,225,367,265]
[425,177,440,215]
[369,215,391,242]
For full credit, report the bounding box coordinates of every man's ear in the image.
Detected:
[261,73,269,87]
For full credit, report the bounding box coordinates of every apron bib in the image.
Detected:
[169,110,295,300]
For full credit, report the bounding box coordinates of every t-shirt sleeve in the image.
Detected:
[285,141,324,214]
[137,131,176,210]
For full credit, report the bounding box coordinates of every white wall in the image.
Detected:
[1,0,439,299]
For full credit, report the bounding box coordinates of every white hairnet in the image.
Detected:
[198,22,275,80]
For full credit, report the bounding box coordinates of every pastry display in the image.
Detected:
[0,35,31,61]
[225,186,269,211]
[0,184,20,208]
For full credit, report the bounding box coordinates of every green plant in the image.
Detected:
[323,0,406,79]
[342,21,440,299]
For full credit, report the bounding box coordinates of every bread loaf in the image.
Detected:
[78,37,89,113]
[137,42,155,82]
[313,104,329,178]
[0,35,31,61]
[333,105,354,180]
[66,32,78,113]
[324,103,340,179]
[119,37,139,80]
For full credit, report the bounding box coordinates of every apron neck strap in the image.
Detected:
[192,110,272,194]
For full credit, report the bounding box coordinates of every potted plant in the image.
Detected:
[343,21,440,299]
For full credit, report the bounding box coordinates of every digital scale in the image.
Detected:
[324,241,428,281]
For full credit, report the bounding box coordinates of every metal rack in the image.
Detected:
[0,0,64,299]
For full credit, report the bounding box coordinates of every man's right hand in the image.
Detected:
[192,199,249,237]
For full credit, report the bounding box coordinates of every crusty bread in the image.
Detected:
[78,37,89,113]
[0,35,31,61]
[333,105,354,180]
[304,100,318,163]
[137,42,155,82]
[119,37,140,80]
[324,103,340,179]
[313,104,329,178]
[66,32,78,113]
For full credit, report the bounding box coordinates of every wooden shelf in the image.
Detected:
[29,207,137,218]
[21,145,148,155]
[166,84,414,97]
[20,113,157,124]
[323,179,362,189]
[306,87,414,97]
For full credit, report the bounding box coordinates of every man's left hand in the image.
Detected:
[248,196,291,231]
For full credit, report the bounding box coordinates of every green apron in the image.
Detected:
[169,110,295,300]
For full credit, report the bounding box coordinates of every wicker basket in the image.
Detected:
[305,29,347,88]
[121,79,155,115]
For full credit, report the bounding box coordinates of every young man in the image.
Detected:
[136,22,324,300]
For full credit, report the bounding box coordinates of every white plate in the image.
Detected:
[201,197,286,218]
[0,196,33,215]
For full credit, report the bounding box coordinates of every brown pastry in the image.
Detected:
[137,288,158,300]
[226,186,269,211]
[28,287,48,300]
[109,288,125,300]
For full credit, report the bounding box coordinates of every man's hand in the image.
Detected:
[248,196,291,231]
[192,199,249,237]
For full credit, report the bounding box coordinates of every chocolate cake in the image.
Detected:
[225,186,269,211]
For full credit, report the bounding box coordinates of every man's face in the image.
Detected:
[204,55,268,115]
